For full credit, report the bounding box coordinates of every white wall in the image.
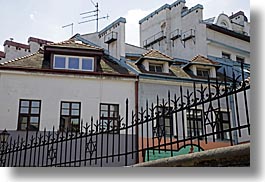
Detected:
[206,29,250,63]
[81,18,126,60]
[139,3,208,60]
[1,45,30,63]
[0,71,135,131]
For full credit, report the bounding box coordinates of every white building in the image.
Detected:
[0,40,137,132]
[0,37,53,63]
[139,0,250,64]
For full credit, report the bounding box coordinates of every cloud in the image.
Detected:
[30,14,35,21]
[124,9,151,46]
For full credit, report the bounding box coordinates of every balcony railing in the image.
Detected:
[181,29,195,41]
[170,29,182,41]
[143,31,166,48]
[104,32,118,44]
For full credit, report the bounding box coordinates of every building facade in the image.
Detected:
[0,40,137,132]
[139,0,250,64]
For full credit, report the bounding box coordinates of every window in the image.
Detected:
[236,56,245,63]
[186,109,203,138]
[222,52,231,59]
[154,106,173,137]
[60,102,81,132]
[100,103,119,133]
[18,99,41,131]
[54,56,66,69]
[149,63,163,73]
[220,21,228,28]
[53,55,94,71]
[197,68,210,77]
[215,111,230,140]
[82,58,93,70]
[69,57,79,69]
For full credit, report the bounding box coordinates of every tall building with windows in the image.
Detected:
[139,0,250,64]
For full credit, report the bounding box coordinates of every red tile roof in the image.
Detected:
[28,37,53,44]
[190,55,219,65]
[0,51,5,58]
[3,40,30,50]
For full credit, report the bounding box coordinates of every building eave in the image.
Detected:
[206,24,250,42]
[0,66,137,79]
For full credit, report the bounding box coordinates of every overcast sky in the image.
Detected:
[0,0,250,51]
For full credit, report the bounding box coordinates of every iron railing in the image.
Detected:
[0,65,250,167]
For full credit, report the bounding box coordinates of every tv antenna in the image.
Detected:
[79,1,109,32]
[62,23,74,36]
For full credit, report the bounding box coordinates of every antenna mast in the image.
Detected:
[79,1,109,32]
[62,23,74,36]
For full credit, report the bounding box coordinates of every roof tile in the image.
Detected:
[46,39,103,51]
[142,49,173,60]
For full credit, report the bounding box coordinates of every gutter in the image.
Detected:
[0,66,138,79]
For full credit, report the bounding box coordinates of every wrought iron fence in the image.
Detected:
[0,65,250,167]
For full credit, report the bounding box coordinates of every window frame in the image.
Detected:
[186,108,203,139]
[53,55,95,71]
[99,103,120,133]
[236,56,245,64]
[215,111,230,140]
[59,101,81,132]
[149,63,164,73]
[17,99,41,131]
[154,106,173,137]
[196,68,210,77]
[222,52,231,59]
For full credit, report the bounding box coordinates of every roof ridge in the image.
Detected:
[0,52,39,66]
[142,49,173,60]
[47,39,102,50]
[191,54,219,64]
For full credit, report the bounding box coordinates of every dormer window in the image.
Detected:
[53,55,94,71]
[149,63,163,73]
[197,68,210,77]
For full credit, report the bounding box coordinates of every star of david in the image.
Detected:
[47,146,57,162]
[85,138,97,156]
[152,125,164,142]
[204,104,218,129]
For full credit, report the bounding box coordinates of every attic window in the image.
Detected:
[149,63,163,73]
[53,55,94,71]
[197,68,210,77]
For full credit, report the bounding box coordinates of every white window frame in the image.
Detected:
[53,55,94,71]
[149,63,164,73]
[236,56,245,63]
[184,108,204,138]
[196,68,210,77]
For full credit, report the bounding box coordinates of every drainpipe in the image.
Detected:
[135,77,139,163]
[229,88,238,145]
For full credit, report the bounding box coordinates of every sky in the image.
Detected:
[0,0,250,52]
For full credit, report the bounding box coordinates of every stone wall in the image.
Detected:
[131,143,250,167]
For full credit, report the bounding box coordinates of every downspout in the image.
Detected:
[229,84,238,145]
[135,76,139,163]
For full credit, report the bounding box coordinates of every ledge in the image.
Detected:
[130,143,250,167]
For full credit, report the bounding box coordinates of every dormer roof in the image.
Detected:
[45,39,103,51]
[183,55,221,69]
[135,49,174,65]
